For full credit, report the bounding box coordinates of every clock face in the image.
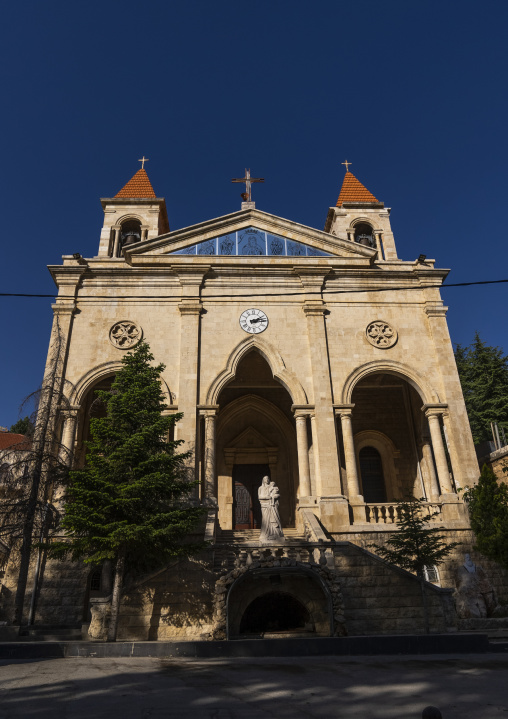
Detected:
[239,308,268,334]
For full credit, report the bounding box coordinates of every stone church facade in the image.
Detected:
[2,166,496,639]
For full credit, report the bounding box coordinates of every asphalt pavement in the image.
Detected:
[0,654,507,718]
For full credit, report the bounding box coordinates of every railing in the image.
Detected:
[365,502,443,524]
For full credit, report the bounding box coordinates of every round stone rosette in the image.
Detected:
[366,320,398,349]
[109,320,143,349]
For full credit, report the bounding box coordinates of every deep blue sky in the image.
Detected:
[1,0,507,427]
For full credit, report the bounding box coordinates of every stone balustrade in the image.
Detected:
[219,542,335,571]
[365,502,443,524]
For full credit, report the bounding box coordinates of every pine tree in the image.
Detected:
[9,417,34,437]
[50,341,206,641]
[463,464,508,570]
[371,497,459,633]
[454,333,508,444]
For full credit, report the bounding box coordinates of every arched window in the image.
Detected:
[120,220,142,251]
[354,222,375,248]
[359,446,387,502]
[423,565,440,585]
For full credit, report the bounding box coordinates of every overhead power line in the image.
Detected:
[0,278,507,300]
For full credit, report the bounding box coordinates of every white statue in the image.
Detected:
[455,553,499,618]
[258,476,284,544]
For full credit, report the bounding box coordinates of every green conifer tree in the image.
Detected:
[50,341,206,641]
[463,464,508,570]
[371,496,459,633]
[9,416,34,436]
[454,333,508,444]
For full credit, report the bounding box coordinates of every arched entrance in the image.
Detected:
[240,591,310,635]
[214,350,299,530]
[348,371,441,502]
[226,567,333,639]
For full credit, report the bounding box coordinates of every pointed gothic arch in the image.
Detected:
[70,361,174,406]
[206,336,308,405]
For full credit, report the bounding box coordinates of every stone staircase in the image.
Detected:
[218,528,304,543]
[213,527,307,570]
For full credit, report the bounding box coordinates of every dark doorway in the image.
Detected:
[359,446,387,502]
[233,464,269,529]
[240,591,311,634]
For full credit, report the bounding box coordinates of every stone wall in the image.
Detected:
[332,542,455,635]
[0,546,89,626]
[333,529,508,606]
[115,553,217,641]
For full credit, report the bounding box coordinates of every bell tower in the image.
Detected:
[97,161,170,257]
[324,166,397,260]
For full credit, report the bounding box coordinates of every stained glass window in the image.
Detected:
[168,227,331,257]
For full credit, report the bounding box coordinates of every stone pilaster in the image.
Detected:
[424,300,479,487]
[294,268,340,497]
[173,266,209,481]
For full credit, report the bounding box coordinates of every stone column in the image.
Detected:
[141,226,148,242]
[59,406,79,466]
[293,409,312,499]
[335,406,362,500]
[309,412,321,493]
[421,438,440,502]
[423,406,454,495]
[373,230,383,258]
[200,406,219,506]
[112,227,121,257]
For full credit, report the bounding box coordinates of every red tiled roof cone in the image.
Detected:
[115,168,157,198]
[336,171,379,207]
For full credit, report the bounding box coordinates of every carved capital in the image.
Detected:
[333,403,355,418]
[422,403,448,418]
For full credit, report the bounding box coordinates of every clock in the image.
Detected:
[239,308,269,334]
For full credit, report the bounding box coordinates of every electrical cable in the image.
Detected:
[0,278,507,300]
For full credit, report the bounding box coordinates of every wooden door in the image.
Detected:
[233,464,269,530]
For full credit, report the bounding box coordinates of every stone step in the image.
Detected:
[19,625,82,640]
[218,529,303,542]
[19,633,83,642]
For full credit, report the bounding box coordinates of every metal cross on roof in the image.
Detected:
[342,159,352,172]
[138,156,149,169]
[231,168,264,202]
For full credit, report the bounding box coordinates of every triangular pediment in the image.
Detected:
[124,208,376,261]
[229,426,272,449]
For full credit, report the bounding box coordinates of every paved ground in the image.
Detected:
[0,654,507,718]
